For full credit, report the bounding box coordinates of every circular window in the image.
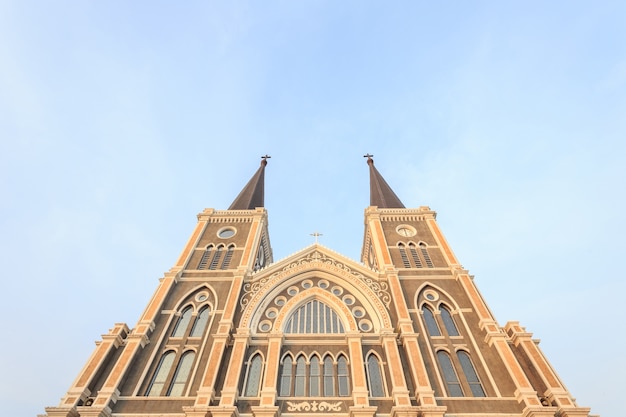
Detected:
[218,227,236,239]
[301,279,313,289]
[352,307,366,318]
[359,319,373,332]
[259,320,272,332]
[424,290,439,301]
[275,296,287,306]
[331,286,344,296]
[318,280,329,289]
[287,286,300,296]
[195,292,208,302]
[396,224,416,237]
[342,295,355,305]
[265,308,278,319]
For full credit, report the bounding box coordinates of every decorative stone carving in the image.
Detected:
[285,401,343,412]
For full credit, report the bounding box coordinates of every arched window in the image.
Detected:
[168,351,196,396]
[294,355,306,396]
[337,355,350,397]
[189,306,210,337]
[457,351,485,397]
[146,351,175,396]
[419,242,433,267]
[408,243,423,267]
[221,244,234,269]
[284,300,345,334]
[437,351,462,397]
[209,245,223,270]
[279,355,293,396]
[172,306,193,337]
[366,353,385,397]
[422,306,441,336]
[398,243,410,268]
[323,356,335,396]
[243,353,263,397]
[439,305,459,336]
[198,245,213,269]
[309,356,320,396]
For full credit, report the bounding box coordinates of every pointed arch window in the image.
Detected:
[323,356,335,396]
[309,356,321,396]
[198,245,213,269]
[279,355,293,396]
[221,244,234,269]
[172,306,193,337]
[366,353,385,397]
[294,355,306,396]
[337,355,350,396]
[284,300,345,334]
[422,306,441,336]
[243,353,263,397]
[437,351,463,397]
[190,306,210,337]
[168,351,196,396]
[457,351,485,397]
[146,351,176,396]
[439,305,459,336]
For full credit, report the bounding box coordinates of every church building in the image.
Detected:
[42,156,595,417]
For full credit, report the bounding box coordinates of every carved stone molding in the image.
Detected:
[285,400,343,412]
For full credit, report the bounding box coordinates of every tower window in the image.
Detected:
[437,351,463,397]
[439,305,459,336]
[197,245,213,269]
[408,243,423,268]
[422,306,441,336]
[189,306,210,337]
[398,243,411,268]
[209,245,223,270]
[419,242,434,267]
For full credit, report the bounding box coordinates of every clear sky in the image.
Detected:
[1,1,624,416]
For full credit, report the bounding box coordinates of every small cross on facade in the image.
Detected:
[310,231,323,244]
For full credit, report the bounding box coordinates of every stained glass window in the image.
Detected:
[366,354,385,397]
[146,351,175,396]
[279,356,293,396]
[284,300,345,334]
[439,305,459,336]
[422,306,441,336]
[337,355,350,397]
[172,306,193,337]
[190,306,209,337]
[168,351,195,396]
[437,351,463,397]
[458,351,485,397]
[244,354,263,397]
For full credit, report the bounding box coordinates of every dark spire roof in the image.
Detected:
[228,156,269,210]
[365,154,405,208]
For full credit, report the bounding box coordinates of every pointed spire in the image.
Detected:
[228,155,270,210]
[365,154,405,208]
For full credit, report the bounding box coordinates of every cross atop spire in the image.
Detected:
[365,154,405,208]
[228,156,269,210]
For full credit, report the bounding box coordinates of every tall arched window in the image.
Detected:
[437,351,462,397]
[197,245,213,269]
[439,305,459,336]
[294,356,306,396]
[244,353,263,397]
[279,355,293,396]
[422,306,441,336]
[172,306,193,337]
[189,306,210,337]
[168,351,196,396]
[309,356,320,396]
[146,351,176,396]
[337,355,350,397]
[366,354,385,397]
[323,356,335,396]
[457,351,485,397]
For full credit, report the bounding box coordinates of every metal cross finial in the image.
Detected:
[364,153,373,158]
[261,154,272,161]
[310,231,323,244]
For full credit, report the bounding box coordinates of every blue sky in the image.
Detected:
[1,1,624,416]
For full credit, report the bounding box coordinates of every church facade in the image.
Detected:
[42,157,595,417]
